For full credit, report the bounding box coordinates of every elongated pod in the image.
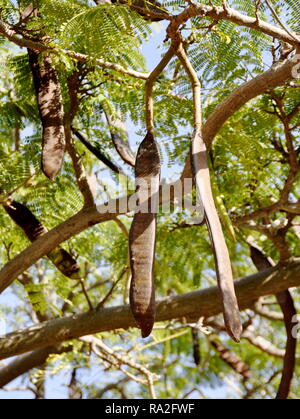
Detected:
[191,328,201,366]
[129,131,160,337]
[191,128,242,342]
[3,200,80,280]
[175,42,242,342]
[71,127,124,175]
[28,50,65,179]
[249,243,297,399]
[104,111,136,167]
[208,336,251,378]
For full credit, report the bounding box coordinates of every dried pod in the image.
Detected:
[104,112,136,167]
[249,244,297,399]
[28,50,65,179]
[71,127,124,175]
[129,131,160,337]
[191,128,242,342]
[3,200,80,280]
[209,335,251,379]
[191,328,201,366]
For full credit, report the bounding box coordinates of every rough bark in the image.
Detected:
[0,345,70,388]
[0,259,299,360]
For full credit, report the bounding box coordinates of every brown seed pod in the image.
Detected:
[129,131,160,337]
[28,50,65,180]
[3,200,80,280]
[209,335,251,379]
[191,128,242,343]
[191,328,201,366]
[71,127,124,175]
[104,112,136,167]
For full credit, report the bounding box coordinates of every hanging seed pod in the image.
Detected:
[3,200,80,280]
[191,128,242,342]
[129,131,160,337]
[209,335,251,379]
[28,50,65,179]
[71,127,124,175]
[191,328,201,366]
[104,112,136,167]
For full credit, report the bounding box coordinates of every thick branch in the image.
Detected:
[0,204,118,293]
[181,52,300,179]
[0,345,70,388]
[167,3,300,46]
[0,259,300,360]
[0,174,187,293]
[204,54,300,148]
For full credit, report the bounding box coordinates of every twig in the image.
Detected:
[81,335,159,398]
[145,40,179,132]
[79,278,94,311]
[264,0,300,43]
[96,267,127,310]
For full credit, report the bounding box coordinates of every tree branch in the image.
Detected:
[0,345,71,388]
[249,242,297,399]
[181,52,300,179]
[145,40,178,131]
[0,204,117,293]
[0,19,149,80]
[0,258,300,360]
[0,173,188,294]
[167,3,300,46]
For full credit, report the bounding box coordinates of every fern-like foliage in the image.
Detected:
[37,1,150,70]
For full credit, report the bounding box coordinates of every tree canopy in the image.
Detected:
[0,0,299,399]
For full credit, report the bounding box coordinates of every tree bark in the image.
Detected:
[0,345,70,388]
[0,259,299,361]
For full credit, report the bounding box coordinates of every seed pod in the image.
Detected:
[191,128,242,342]
[129,131,160,337]
[71,127,124,175]
[191,328,201,366]
[28,50,65,179]
[3,200,80,280]
[209,335,251,379]
[104,111,136,167]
